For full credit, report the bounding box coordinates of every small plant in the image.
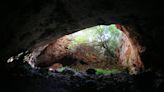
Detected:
[95,68,120,75]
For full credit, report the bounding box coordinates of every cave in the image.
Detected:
[0,0,164,92]
[20,24,143,75]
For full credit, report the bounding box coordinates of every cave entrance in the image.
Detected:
[27,24,144,75]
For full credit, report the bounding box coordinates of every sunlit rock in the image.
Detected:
[24,24,144,74]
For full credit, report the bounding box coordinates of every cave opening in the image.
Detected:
[20,24,144,75]
[2,1,164,91]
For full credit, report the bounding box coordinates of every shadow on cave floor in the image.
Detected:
[0,0,164,92]
[1,54,164,92]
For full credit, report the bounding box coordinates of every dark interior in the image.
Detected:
[0,0,164,92]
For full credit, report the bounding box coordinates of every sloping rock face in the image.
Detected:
[35,35,71,67]
[24,24,144,74]
[1,0,164,92]
[1,0,164,74]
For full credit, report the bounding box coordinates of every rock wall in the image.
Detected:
[0,0,164,73]
[22,24,143,74]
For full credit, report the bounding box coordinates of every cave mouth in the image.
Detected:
[8,24,144,75]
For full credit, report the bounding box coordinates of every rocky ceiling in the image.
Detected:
[0,0,164,73]
[1,0,164,92]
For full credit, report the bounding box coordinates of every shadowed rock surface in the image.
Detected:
[0,0,164,92]
[1,52,163,92]
[1,0,164,73]
[1,58,164,92]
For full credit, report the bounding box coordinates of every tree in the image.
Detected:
[96,25,118,64]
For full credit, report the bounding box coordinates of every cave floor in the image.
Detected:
[1,60,164,92]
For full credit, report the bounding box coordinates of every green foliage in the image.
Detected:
[96,68,120,75]
[95,25,122,57]
[68,27,98,50]
[107,25,121,55]
[67,24,123,60]
[96,25,104,35]
[107,39,117,54]
[74,35,87,43]
[56,67,66,72]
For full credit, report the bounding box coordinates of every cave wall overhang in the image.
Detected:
[21,24,145,75]
[1,0,164,75]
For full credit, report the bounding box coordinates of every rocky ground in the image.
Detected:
[1,55,164,92]
[1,0,164,92]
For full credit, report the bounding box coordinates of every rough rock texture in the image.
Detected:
[0,0,164,92]
[26,24,143,74]
[35,35,71,67]
[0,0,164,73]
[1,59,164,92]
